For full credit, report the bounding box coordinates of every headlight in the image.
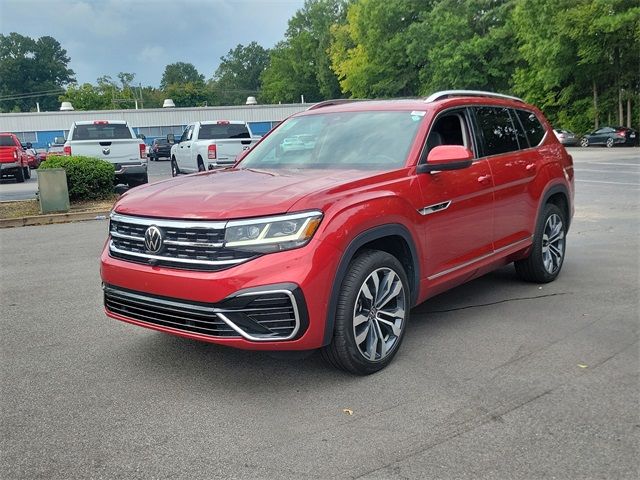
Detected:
[224,210,323,253]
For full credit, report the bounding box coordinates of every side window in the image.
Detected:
[180,125,193,142]
[474,106,520,156]
[515,109,545,147]
[425,110,472,157]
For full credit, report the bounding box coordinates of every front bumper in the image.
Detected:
[0,161,20,174]
[100,238,341,350]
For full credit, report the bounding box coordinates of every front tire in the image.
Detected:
[171,156,180,177]
[515,203,567,283]
[580,137,589,147]
[321,250,410,375]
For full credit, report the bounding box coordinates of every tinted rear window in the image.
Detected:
[198,124,250,140]
[155,139,169,145]
[515,110,545,146]
[72,123,133,140]
[474,106,520,156]
[0,136,16,146]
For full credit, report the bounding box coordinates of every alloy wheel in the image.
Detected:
[353,267,406,362]
[541,213,565,274]
[606,137,614,148]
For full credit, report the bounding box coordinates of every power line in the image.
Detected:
[0,89,66,101]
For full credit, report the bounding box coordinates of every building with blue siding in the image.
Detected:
[0,103,310,149]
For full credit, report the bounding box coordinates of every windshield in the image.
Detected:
[0,135,16,147]
[199,123,250,140]
[72,123,133,140]
[240,111,423,170]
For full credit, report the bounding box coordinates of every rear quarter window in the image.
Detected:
[515,109,546,147]
[474,106,520,156]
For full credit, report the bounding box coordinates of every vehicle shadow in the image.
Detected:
[124,265,526,388]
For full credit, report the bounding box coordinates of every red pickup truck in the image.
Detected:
[0,133,30,182]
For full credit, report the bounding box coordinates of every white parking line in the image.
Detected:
[576,179,640,186]
[576,169,640,174]
[582,162,640,167]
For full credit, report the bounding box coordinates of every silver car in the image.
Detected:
[553,129,578,146]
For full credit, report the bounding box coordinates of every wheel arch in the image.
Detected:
[322,223,420,346]
[540,183,571,231]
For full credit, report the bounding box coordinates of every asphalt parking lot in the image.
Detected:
[1,148,638,479]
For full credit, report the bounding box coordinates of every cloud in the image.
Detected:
[0,0,304,86]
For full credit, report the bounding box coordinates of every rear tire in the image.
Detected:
[23,166,31,179]
[171,157,180,177]
[321,250,410,375]
[197,156,205,172]
[606,137,614,148]
[515,203,566,283]
[15,165,25,183]
[580,137,589,147]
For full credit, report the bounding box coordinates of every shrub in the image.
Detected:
[39,156,115,201]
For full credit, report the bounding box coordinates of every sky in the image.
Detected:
[0,0,305,87]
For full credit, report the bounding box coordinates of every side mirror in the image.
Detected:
[417,145,474,173]
[137,133,146,140]
[54,137,65,144]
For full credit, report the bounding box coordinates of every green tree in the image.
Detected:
[160,62,205,90]
[0,33,75,112]
[262,0,348,103]
[512,0,640,132]
[212,41,270,105]
[407,0,517,95]
[329,0,429,98]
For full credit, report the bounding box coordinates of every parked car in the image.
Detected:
[0,133,30,182]
[148,138,172,161]
[169,120,259,176]
[580,126,638,147]
[24,147,41,169]
[63,120,148,187]
[553,128,578,146]
[101,91,574,374]
[47,142,66,156]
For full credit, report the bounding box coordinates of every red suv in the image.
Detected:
[101,91,574,374]
[0,133,30,182]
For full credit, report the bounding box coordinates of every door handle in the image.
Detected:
[525,163,536,171]
[477,175,491,185]
[187,145,191,148]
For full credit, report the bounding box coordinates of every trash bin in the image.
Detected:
[37,168,70,214]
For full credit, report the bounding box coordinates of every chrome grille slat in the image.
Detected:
[109,213,255,271]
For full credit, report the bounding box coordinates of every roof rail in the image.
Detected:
[306,99,368,111]
[424,90,524,103]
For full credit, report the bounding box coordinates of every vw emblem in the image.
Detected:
[144,226,163,254]
[102,147,111,155]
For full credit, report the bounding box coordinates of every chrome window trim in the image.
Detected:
[109,241,246,266]
[104,285,301,342]
[110,212,227,230]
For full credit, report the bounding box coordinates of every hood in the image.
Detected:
[114,168,375,220]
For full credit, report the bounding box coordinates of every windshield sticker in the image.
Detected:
[411,110,426,121]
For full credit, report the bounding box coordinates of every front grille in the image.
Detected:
[109,213,256,271]
[104,285,301,341]
[104,285,239,337]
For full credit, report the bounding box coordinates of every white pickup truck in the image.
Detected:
[169,120,258,176]
[62,120,148,187]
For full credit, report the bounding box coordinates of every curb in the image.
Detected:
[0,210,110,229]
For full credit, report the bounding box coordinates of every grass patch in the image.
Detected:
[0,195,118,220]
